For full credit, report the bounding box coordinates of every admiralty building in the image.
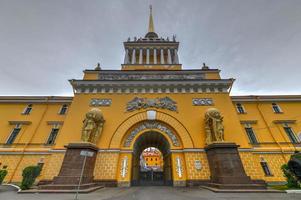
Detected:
[0,7,300,190]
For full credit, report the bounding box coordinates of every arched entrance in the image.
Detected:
[131,131,172,186]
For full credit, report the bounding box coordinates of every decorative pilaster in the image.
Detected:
[146,48,150,64]
[160,48,165,64]
[153,48,157,64]
[139,48,143,64]
[167,48,172,64]
[131,48,136,64]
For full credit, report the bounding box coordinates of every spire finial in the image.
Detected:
[148,5,155,33]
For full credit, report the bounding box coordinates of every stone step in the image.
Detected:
[19,185,104,193]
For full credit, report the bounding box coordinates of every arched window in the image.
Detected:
[260,157,273,176]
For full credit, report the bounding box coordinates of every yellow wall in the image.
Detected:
[144,154,163,167]
[233,100,301,152]
[1,84,301,186]
[184,152,210,180]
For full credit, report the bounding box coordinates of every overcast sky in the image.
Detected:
[0,0,301,96]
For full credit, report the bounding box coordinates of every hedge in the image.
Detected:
[0,170,8,184]
[20,166,41,190]
[281,164,300,189]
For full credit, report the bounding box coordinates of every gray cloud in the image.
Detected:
[0,0,300,96]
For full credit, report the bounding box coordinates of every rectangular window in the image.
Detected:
[59,104,68,115]
[272,103,282,113]
[22,104,32,115]
[236,103,246,114]
[244,126,258,144]
[46,128,59,145]
[6,125,21,144]
[260,161,272,176]
[284,127,299,143]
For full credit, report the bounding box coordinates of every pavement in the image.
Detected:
[0,185,300,200]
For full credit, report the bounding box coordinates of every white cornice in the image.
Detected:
[0,96,73,103]
[231,95,301,102]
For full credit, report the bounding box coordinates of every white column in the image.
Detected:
[146,48,150,64]
[153,49,157,64]
[139,48,143,64]
[160,49,165,64]
[131,48,136,64]
[124,48,129,64]
[167,48,172,64]
[173,49,179,64]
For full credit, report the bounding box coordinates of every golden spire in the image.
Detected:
[148,5,155,33]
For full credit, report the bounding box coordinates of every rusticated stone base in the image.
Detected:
[39,142,98,190]
[173,180,186,187]
[118,181,130,187]
[94,179,118,187]
[186,179,210,187]
[205,142,266,189]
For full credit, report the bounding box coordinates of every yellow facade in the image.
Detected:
[142,149,163,169]
[1,10,301,187]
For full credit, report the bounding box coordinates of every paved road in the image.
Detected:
[0,185,300,200]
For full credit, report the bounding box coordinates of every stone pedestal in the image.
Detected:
[40,142,99,190]
[205,142,266,189]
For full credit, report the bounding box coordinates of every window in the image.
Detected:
[22,104,33,115]
[59,104,68,115]
[283,125,299,144]
[244,124,258,144]
[46,128,59,145]
[6,124,21,144]
[236,103,246,114]
[272,103,282,113]
[260,158,273,176]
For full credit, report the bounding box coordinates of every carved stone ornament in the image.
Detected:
[90,98,112,106]
[120,156,128,178]
[124,121,180,147]
[81,108,105,144]
[204,108,224,145]
[192,98,213,106]
[176,157,183,178]
[98,72,205,81]
[194,160,202,170]
[126,97,177,112]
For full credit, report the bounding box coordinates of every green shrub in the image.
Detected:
[20,166,41,190]
[0,169,8,184]
[281,164,300,189]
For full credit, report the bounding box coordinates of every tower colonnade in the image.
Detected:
[124,47,179,65]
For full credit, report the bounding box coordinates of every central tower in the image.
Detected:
[122,6,181,70]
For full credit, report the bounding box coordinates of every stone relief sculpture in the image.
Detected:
[123,121,180,147]
[204,108,224,144]
[126,97,177,112]
[81,108,105,144]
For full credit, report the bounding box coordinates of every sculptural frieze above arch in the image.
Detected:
[126,97,177,112]
[123,121,180,147]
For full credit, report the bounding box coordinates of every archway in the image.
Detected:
[131,131,172,186]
